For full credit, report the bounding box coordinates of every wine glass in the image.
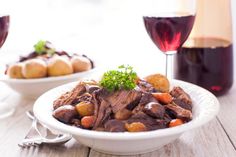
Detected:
[0,14,11,119]
[143,0,196,79]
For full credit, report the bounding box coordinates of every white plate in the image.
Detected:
[33,80,219,155]
[0,68,99,99]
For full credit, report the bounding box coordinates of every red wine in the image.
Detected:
[143,14,195,53]
[0,15,9,48]
[175,38,233,96]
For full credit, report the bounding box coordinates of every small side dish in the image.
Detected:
[6,40,94,79]
[52,65,193,132]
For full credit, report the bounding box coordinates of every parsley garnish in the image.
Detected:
[34,40,46,54]
[34,40,55,55]
[99,65,137,92]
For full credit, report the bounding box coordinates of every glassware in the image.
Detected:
[143,0,196,79]
[0,15,9,47]
[0,14,12,119]
[174,0,233,96]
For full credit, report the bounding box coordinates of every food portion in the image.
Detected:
[22,59,47,79]
[47,56,73,77]
[52,65,193,132]
[7,63,24,79]
[6,40,94,79]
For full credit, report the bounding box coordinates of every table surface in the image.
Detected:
[0,80,236,157]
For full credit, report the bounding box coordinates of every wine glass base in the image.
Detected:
[0,102,15,119]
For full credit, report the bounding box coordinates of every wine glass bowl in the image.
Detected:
[0,14,11,119]
[143,0,196,79]
[0,15,9,48]
[143,14,195,53]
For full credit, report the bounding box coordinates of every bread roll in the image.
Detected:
[71,56,92,72]
[145,73,170,92]
[22,59,47,79]
[7,63,24,79]
[48,56,73,76]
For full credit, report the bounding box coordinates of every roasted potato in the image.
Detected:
[48,56,73,76]
[7,63,24,79]
[71,56,92,72]
[145,73,170,92]
[22,59,47,79]
[75,101,94,117]
[125,122,147,132]
[114,108,132,120]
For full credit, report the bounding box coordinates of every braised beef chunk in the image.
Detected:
[165,109,176,119]
[72,93,93,105]
[53,92,71,109]
[137,80,156,92]
[132,93,158,115]
[93,100,111,129]
[92,91,100,123]
[101,103,112,126]
[127,112,167,130]
[93,88,110,101]
[165,103,192,121]
[170,87,192,105]
[53,83,86,109]
[163,113,172,123]
[139,92,158,105]
[104,119,126,132]
[87,85,100,93]
[156,119,169,129]
[173,98,192,111]
[132,103,146,115]
[53,105,77,123]
[92,88,109,127]
[105,89,142,113]
[71,118,81,127]
[143,102,165,118]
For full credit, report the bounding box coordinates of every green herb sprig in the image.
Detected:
[99,65,137,92]
[34,40,55,55]
[34,40,47,54]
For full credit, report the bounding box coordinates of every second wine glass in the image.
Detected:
[0,14,11,119]
[143,0,196,79]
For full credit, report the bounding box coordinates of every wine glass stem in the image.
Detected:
[165,51,176,80]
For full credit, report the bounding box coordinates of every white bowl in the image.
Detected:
[0,68,98,99]
[33,80,219,155]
